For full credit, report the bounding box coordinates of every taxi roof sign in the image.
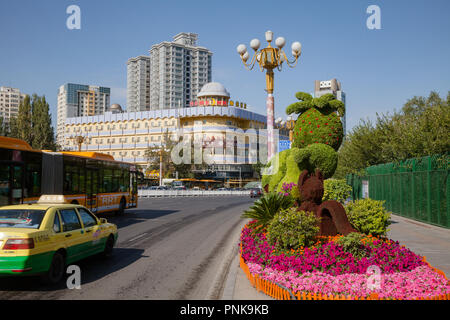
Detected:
[38,195,66,204]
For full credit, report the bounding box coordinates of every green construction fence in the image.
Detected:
[346,153,450,228]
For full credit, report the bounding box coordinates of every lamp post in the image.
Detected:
[237,30,302,160]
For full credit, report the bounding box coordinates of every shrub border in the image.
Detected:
[239,227,450,300]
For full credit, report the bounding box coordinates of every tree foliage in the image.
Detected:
[30,94,57,150]
[7,94,56,150]
[145,130,195,179]
[334,91,450,178]
[0,117,6,136]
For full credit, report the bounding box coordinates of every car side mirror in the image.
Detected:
[99,218,107,224]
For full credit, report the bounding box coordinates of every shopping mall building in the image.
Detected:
[64,82,289,183]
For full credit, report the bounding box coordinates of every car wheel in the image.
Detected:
[41,251,65,285]
[102,235,115,259]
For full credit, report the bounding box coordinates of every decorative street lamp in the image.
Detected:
[237,30,302,160]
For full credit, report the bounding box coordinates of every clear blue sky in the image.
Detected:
[1,0,449,132]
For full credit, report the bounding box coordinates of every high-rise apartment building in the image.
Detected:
[149,32,212,110]
[57,83,110,146]
[314,79,347,136]
[127,55,151,112]
[0,86,26,130]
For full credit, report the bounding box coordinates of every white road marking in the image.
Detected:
[127,233,148,242]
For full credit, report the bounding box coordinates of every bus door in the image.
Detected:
[86,168,99,213]
[0,162,24,206]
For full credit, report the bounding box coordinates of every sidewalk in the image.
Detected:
[221,214,450,300]
[221,253,273,300]
[387,214,450,276]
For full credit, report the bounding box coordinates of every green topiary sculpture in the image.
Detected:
[261,91,345,193]
[286,92,345,151]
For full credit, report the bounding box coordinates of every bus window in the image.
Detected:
[25,154,41,198]
[113,167,121,192]
[86,169,92,196]
[79,166,86,193]
[64,165,79,194]
[0,165,10,206]
[11,165,23,204]
[103,167,112,193]
[123,168,130,192]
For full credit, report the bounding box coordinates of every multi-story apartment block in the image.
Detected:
[149,32,212,110]
[57,83,110,147]
[64,82,289,183]
[127,56,151,112]
[0,87,26,130]
[314,78,347,136]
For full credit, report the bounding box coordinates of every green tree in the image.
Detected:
[7,94,57,150]
[31,94,56,150]
[11,94,33,144]
[334,91,450,178]
[0,117,7,136]
[145,130,194,179]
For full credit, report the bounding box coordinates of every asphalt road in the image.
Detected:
[0,196,254,300]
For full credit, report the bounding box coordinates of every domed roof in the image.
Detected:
[197,82,230,98]
[109,103,123,114]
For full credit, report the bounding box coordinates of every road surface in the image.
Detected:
[0,196,254,300]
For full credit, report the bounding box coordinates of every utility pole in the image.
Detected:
[159,148,163,186]
[239,166,242,189]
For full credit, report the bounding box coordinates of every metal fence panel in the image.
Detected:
[346,153,449,228]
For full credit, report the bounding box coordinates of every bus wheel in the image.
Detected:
[116,198,126,216]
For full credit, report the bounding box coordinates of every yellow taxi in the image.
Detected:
[0,195,118,284]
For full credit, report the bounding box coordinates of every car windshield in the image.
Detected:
[0,209,46,229]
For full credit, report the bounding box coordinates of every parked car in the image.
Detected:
[250,188,262,198]
[0,195,118,284]
[149,186,168,190]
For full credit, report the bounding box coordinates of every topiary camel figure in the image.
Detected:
[297,168,356,236]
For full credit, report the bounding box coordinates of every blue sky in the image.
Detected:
[1,0,449,132]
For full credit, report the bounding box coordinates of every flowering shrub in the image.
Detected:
[345,199,391,237]
[322,179,352,204]
[241,223,424,276]
[241,222,450,299]
[335,232,367,259]
[279,182,297,197]
[267,208,319,250]
[247,263,450,300]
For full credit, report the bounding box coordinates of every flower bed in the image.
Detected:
[240,222,450,300]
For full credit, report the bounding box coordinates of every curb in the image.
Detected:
[205,218,248,299]
[220,253,239,300]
